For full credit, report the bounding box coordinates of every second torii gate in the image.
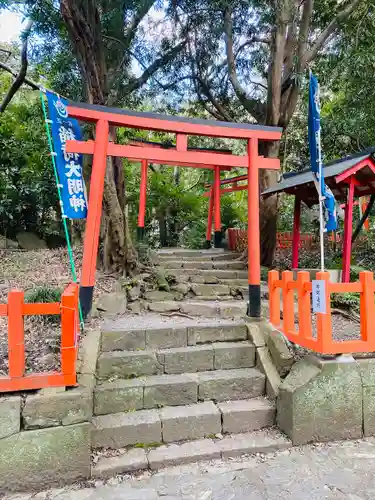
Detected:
[64,101,282,317]
[204,174,248,246]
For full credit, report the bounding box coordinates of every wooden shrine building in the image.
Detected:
[262,149,375,282]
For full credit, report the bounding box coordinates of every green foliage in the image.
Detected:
[25,285,62,324]
[331,292,360,313]
[0,89,61,242]
[25,286,62,304]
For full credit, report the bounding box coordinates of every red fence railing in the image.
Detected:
[269,270,375,354]
[227,228,343,253]
[0,283,79,392]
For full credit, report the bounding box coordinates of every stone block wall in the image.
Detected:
[277,354,375,445]
[0,329,101,493]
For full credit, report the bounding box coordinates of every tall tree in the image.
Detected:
[170,0,366,265]
[0,0,187,274]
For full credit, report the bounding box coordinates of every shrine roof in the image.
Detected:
[261,149,375,206]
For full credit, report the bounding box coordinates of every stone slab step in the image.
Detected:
[148,300,249,317]
[198,368,265,402]
[217,398,275,434]
[157,248,227,257]
[165,261,246,270]
[92,398,274,449]
[191,283,231,296]
[94,368,265,415]
[97,342,256,378]
[186,295,236,301]
[92,429,291,476]
[167,269,248,281]
[158,252,239,262]
[147,299,269,318]
[101,323,248,352]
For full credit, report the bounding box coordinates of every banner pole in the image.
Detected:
[317,109,325,272]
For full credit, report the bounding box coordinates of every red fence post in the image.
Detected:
[359,271,375,347]
[282,271,295,335]
[7,290,25,378]
[268,270,280,327]
[316,271,332,353]
[61,285,78,379]
[297,271,312,340]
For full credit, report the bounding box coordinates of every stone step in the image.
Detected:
[148,300,249,317]
[101,323,248,352]
[167,268,248,285]
[198,368,265,402]
[92,398,274,449]
[94,368,265,415]
[185,295,237,301]
[157,248,227,257]
[165,260,246,270]
[190,283,231,296]
[97,342,256,379]
[158,252,239,262]
[167,269,248,281]
[92,428,291,476]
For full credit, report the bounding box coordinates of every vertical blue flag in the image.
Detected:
[46,91,87,219]
[308,72,324,195]
[308,73,337,232]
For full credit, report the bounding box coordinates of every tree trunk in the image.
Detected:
[158,211,168,247]
[259,141,281,267]
[60,0,138,276]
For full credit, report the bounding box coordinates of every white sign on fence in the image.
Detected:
[312,280,327,313]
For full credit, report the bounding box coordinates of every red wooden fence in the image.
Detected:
[269,270,375,354]
[0,283,79,392]
[227,228,343,252]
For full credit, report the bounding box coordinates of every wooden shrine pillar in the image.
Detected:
[205,187,214,248]
[342,177,355,282]
[80,119,109,317]
[292,197,302,269]
[137,159,148,240]
[247,138,261,317]
[213,166,222,247]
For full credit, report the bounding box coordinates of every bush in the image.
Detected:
[25,286,62,304]
[331,292,360,313]
[25,286,62,324]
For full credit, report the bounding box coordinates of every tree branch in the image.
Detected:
[302,0,362,66]
[235,37,271,57]
[224,6,266,123]
[195,74,233,121]
[123,0,155,49]
[0,61,39,90]
[297,0,313,65]
[0,20,33,113]
[118,40,187,97]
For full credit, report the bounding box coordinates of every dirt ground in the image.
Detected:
[0,247,119,375]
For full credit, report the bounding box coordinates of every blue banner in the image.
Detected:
[46,91,87,219]
[308,73,337,232]
[308,72,325,196]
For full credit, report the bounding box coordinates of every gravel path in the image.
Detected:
[6,439,375,499]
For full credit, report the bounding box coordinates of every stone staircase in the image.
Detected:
[145,248,256,317]
[91,316,291,477]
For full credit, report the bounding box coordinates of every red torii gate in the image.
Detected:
[203,174,248,246]
[64,102,282,317]
[128,138,232,246]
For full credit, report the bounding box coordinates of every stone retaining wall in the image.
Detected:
[0,328,101,493]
